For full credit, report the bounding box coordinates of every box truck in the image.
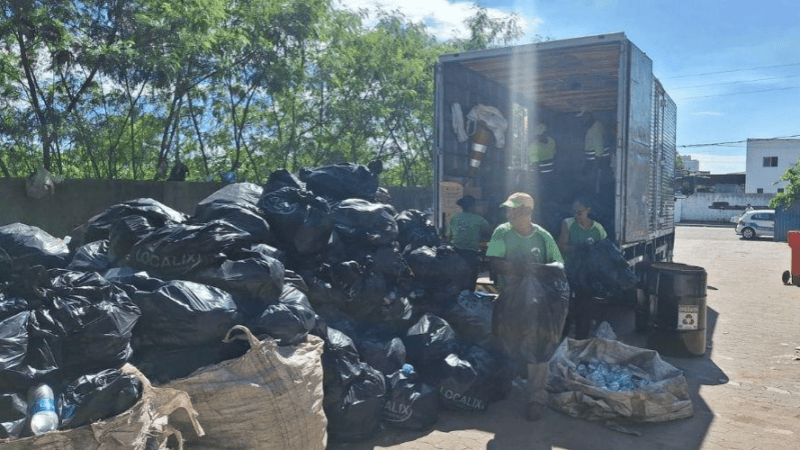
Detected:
[433,33,676,328]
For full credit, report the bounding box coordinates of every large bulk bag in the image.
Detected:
[165,326,327,450]
[0,364,202,450]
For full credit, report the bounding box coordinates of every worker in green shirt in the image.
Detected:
[558,198,607,257]
[447,195,492,288]
[558,198,608,339]
[486,192,566,422]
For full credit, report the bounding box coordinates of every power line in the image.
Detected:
[667,62,800,79]
[678,134,800,149]
[671,73,800,90]
[677,86,799,100]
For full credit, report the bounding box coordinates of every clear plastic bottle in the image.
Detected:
[28,384,59,435]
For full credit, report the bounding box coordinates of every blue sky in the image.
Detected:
[341,0,800,173]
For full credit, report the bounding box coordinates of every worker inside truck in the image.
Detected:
[558,197,608,339]
[485,192,566,421]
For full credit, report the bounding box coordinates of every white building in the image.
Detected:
[745,138,800,194]
[682,155,700,172]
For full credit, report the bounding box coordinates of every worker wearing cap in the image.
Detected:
[485,192,565,421]
[447,195,492,288]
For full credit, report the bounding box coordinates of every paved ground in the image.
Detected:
[330,225,800,450]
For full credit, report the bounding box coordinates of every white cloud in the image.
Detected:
[334,0,536,41]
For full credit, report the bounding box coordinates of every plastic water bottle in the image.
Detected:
[401,364,415,376]
[28,384,58,435]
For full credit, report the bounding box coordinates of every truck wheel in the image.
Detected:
[783,270,791,285]
[742,227,756,239]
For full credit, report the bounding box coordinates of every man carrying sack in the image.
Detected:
[486,192,570,421]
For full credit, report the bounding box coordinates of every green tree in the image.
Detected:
[770,157,800,210]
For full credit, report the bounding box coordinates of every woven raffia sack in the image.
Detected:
[0,364,203,450]
[165,325,327,450]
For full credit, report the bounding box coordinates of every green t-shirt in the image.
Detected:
[485,222,563,264]
[565,217,607,245]
[448,212,490,252]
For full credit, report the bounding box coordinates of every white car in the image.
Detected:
[735,209,775,239]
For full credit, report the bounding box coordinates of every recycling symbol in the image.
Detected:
[682,314,695,326]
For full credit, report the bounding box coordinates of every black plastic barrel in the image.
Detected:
[645,262,707,356]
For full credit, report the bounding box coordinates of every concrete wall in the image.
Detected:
[745,138,800,193]
[0,178,434,238]
[0,178,224,237]
[675,192,775,223]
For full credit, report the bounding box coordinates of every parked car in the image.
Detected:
[735,209,775,239]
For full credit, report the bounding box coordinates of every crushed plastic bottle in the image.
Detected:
[28,384,59,435]
[575,358,650,391]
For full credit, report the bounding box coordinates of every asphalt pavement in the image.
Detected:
[329,225,800,450]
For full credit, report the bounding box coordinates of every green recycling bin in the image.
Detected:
[645,262,707,356]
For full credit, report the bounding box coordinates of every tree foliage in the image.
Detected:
[0,1,521,186]
[770,157,800,210]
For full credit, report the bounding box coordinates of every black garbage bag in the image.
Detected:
[327,260,388,320]
[331,199,398,246]
[0,297,30,321]
[131,280,241,348]
[131,339,250,385]
[192,203,275,246]
[441,290,495,348]
[395,210,440,251]
[124,221,250,279]
[302,270,349,308]
[383,367,439,430]
[312,306,360,346]
[403,314,458,375]
[404,245,473,297]
[299,163,380,202]
[107,215,156,263]
[325,363,386,443]
[67,240,111,273]
[370,245,408,282]
[566,239,637,298]
[225,243,285,266]
[0,311,31,389]
[437,345,511,412]
[192,254,284,317]
[370,290,415,335]
[83,198,188,244]
[493,263,570,364]
[33,270,142,377]
[102,268,164,297]
[0,223,70,280]
[318,327,363,393]
[358,329,406,375]
[57,368,142,429]
[257,187,333,258]
[248,285,316,345]
[0,392,27,439]
[195,182,263,212]
[263,168,304,193]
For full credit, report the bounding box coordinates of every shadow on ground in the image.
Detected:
[328,307,724,450]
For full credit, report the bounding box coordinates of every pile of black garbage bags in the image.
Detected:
[0,162,512,443]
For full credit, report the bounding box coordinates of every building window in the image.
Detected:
[778,188,785,193]
[763,156,778,167]
[757,188,764,193]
